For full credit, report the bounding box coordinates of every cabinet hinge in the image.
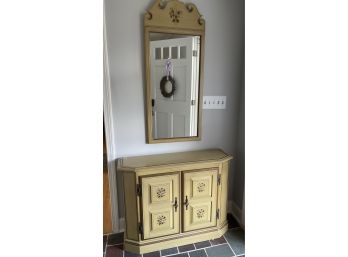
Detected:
[136,184,142,196]
[191,99,196,106]
[216,209,220,219]
[193,50,198,57]
[138,223,143,235]
[217,174,221,185]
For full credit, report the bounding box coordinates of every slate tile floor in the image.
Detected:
[104,216,244,257]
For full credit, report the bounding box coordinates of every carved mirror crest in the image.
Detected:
[144,0,205,143]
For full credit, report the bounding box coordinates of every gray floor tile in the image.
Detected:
[210,236,227,245]
[161,247,178,256]
[205,244,235,257]
[195,240,211,249]
[143,250,160,257]
[169,253,189,257]
[124,251,141,257]
[189,249,208,257]
[178,244,195,252]
[224,228,245,255]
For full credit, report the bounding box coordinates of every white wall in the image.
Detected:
[104,0,244,220]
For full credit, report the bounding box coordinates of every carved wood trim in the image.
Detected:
[144,0,205,31]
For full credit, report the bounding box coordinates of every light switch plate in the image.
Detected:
[203,96,227,109]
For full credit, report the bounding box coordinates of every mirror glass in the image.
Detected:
[149,32,201,139]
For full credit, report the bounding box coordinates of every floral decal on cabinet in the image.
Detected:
[197,182,206,193]
[196,208,205,219]
[156,187,166,198]
[157,214,167,225]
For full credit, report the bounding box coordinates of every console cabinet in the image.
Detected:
[118,149,232,254]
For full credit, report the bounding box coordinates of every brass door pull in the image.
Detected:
[184,196,189,210]
[173,197,178,212]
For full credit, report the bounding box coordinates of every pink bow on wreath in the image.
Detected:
[165,59,173,80]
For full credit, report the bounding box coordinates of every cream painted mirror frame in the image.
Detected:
[144,0,205,143]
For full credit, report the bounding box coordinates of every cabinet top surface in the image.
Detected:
[118,149,232,170]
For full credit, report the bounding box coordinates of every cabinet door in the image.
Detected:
[140,173,180,239]
[183,169,218,232]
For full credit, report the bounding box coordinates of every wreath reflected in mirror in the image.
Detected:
[160,75,176,98]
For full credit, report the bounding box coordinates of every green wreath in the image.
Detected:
[160,75,176,98]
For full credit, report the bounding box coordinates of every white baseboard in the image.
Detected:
[228,200,244,229]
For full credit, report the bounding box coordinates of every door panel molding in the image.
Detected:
[182,169,218,232]
[140,173,180,240]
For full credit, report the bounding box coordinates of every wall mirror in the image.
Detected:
[144,0,205,143]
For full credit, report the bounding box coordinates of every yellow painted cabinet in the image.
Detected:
[118,149,232,254]
[183,169,218,232]
[140,173,180,239]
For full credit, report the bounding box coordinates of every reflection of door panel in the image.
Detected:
[150,36,200,139]
[183,169,218,232]
[141,174,180,239]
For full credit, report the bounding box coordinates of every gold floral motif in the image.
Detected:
[169,8,182,23]
[157,215,167,225]
[156,187,166,198]
[197,182,206,192]
[197,208,205,219]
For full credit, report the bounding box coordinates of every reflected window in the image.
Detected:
[163,47,170,59]
[180,46,186,59]
[155,48,161,60]
[171,46,178,59]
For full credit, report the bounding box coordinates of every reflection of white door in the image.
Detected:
[150,36,199,139]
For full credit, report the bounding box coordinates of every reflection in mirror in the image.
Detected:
[150,33,200,139]
[144,0,205,143]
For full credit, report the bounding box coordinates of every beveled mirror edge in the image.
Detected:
[144,0,205,144]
